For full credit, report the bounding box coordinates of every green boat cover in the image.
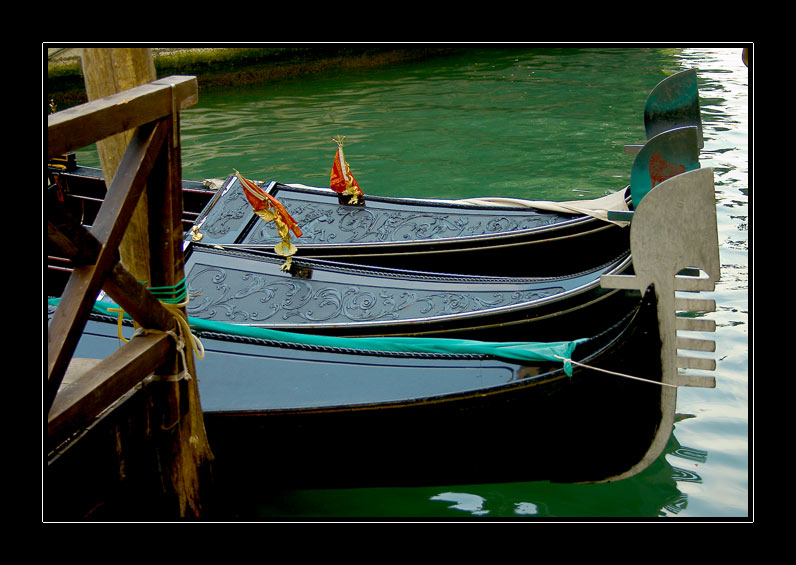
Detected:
[48,298,585,376]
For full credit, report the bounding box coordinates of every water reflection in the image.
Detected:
[423,429,708,518]
[430,492,491,516]
[170,48,695,201]
[225,427,707,519]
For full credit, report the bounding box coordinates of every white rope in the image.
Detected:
[554,355,679,388]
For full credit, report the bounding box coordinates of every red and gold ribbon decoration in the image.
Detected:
[235,170,303,237]
[330,135,364,205]
[235,170,302,269]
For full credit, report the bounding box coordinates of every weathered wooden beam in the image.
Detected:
[47,224,176,335]
[141,110,215,518]
[46,219,103,268]
[82,48,157,286]
[46,66,212,518]
[80,48,158,190]
[47,332,175,450]
[147,115,187,287]
[47,184,177,333]
[47,120,169,411]
[47,75,198,159]
[102,263,176,329]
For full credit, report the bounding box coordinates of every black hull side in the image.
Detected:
[287,221,629,278]
[201,289,663,488]
[47,165,216,231]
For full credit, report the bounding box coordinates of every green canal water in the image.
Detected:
[77,46,750,520]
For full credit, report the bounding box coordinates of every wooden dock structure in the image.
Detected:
[46,50,214,519]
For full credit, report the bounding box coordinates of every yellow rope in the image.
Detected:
[107,296,205,384]
[107,306,138,343]
[554,355,678,388]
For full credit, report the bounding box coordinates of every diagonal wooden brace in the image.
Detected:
[47,119,170,411]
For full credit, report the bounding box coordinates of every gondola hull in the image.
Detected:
[192,177,631,277]
[62,287,664,488]
[205,291,663,488]
[182,242,633,340]
[47,165,630,279]
[48,169,720,490]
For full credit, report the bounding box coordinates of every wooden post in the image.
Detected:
[81,47,157,282]
[47,61,215,517]
[143,98,214,518]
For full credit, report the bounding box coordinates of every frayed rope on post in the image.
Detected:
[106,280,205,383]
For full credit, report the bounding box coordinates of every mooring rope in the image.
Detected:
[161,294,206,362]
[140,279,188,304]
[107,280,205,383]
[553,355,679,388]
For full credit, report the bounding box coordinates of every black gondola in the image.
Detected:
[51,168,721,487]
[60,283,664,487]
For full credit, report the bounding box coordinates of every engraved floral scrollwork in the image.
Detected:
[185,259,567,327]
[241,194,562,246]
[248,203,338,244]
[186,266,314,322]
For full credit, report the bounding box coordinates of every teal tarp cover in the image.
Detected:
[49,298,584,376]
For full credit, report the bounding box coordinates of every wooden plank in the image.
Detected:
[154,75,199,110]
[47,219,102,267]
[47,331,175,450]
[47,76,197,158]
[47,120,169,411]
[146,115,188,289]
[81,49,158,284]
[47,221,176,333]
